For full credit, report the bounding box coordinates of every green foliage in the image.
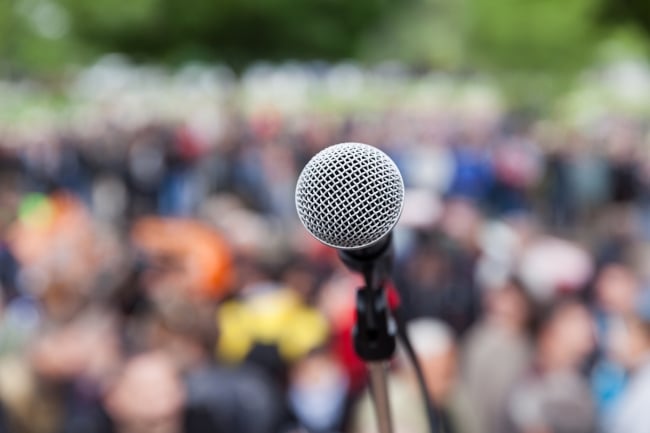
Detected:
[359,0,611,107]
[58,0,390,67]
[594,26,650,63]
[359,0,468,69]
[468,0,601,73]
[0,0,92,75]
[600,0,650,35]
[464,0,604,107]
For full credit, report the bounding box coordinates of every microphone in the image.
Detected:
[295,142,405,287]
[296,143,405,433]
[295,144,443,433]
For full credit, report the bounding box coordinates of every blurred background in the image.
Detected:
[2,1,650,433]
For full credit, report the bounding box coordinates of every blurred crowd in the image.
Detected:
[1,66,650,433]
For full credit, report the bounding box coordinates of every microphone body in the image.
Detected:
[295,142,405,283]
[295,142,404,250]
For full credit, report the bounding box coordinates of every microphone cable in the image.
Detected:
[393,305,449,433]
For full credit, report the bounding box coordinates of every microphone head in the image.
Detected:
[295,142,405,250]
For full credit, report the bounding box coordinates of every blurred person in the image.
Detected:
[607,289,650,433]
[200,194,295,271]
[122,266,287,433]
[352,319,479,433]
[0,308,121,433]
[638,150,650,240]
[316,272,368,394]
[217,281,329,382]
[183,360,285,433]
[226,134,274,214]
[0,178,22,302]
[279,254,330,303]
[446,120,495,205]
[55,136,93,203]
[461,278,533,433]
[29,309,122,387]
[590,263,641,415]
[0,404,7,431]
[395,203,483,335]
[130,216,234,301]
[0,355,60,433]
[125,126,170,218]
[105,351,185,433]
[107,348,283,433]
[566,138,609,225]
[19,139,64,195]
[517,236,593,306]
[0,142,22,189]
[7,193,122,321]
[586,122,644,259]
[0,295,41,355]
[158,125,210,217]
[285,349,350,433]
[446,147,493,206]
[488,133,542,216]
[0,238,20,302]
[397,138,454,195]
[259,141,299,220]
[146,291,220,373]
[439,198,483,255]
[91,174,129,226]
[544,145,576,230]
[505,298,597,433]
[605,121,642,207]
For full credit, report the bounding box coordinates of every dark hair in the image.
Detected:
[499,275,539,338]
[528,294,587,341]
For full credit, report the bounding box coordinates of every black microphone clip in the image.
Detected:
[339,233,397,362]
[338,232,394,291]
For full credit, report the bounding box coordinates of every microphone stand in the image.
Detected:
[339,235,396,433]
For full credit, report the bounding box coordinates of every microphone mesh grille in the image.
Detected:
[295,142,404,249]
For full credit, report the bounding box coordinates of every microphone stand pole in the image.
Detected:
[340,235,396,433]
[368,361,393,433]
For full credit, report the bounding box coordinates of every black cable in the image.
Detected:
[393,306,446,433]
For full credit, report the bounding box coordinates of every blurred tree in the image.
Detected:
[600,0,650,36]
[468,0,600,72]
[358,0,609,107]
[465,0,603,107]
[58,0,391,68]
[0,0,91,75]
[359,0,468,70]
[0,0,15,75]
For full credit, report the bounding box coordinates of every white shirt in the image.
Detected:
[609,359,650,433]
